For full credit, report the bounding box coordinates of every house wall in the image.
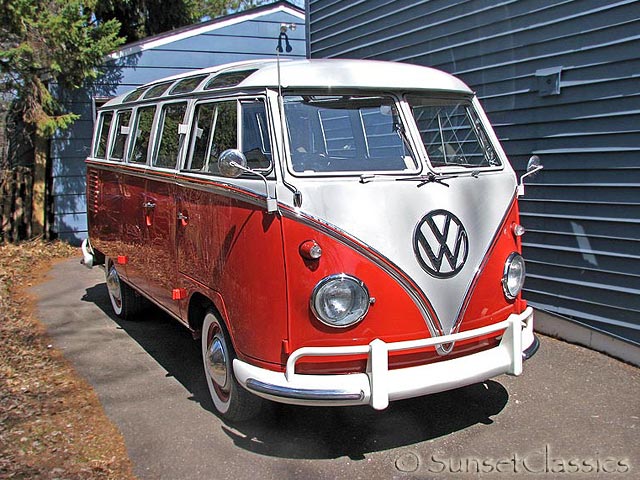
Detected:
[52,3,305,243]
[307,0,640,345]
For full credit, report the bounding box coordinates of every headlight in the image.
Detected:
[503,252,526,300]
[311,274,370,328]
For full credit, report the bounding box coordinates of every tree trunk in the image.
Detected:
[32,134,47,238]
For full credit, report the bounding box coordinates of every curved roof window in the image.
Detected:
[143,81,173,99]
[204,69,258,90]
[169,75,208,95]
[123,87,148,103]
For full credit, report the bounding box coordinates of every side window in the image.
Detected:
[94,111,113,159]
[210,102,237,171]
[186,103,216,171]
[129,106,156,164]
[185,100,237,173]
[240,100,272,170]
[154,102,187,168]
[109,110,132,161]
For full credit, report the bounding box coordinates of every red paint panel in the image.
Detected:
[87,164,126,272]
[143,175,180,317]
[176,181,287,365]
[119,171,148,290]
[280,216,429,355]
[458,199,522,333]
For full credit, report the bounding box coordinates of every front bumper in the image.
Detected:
[234,307,536,410]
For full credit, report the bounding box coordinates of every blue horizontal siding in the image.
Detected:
[309,0,640,344]
[53,194,87,215]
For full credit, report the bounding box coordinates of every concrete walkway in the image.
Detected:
[33,259,639,479]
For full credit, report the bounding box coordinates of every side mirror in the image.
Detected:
[218,149,247,178]
[518,155,544,196]
[218,149,278,214]
[526,155,542,174]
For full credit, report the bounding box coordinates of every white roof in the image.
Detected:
[103,59,473,108]
[243,59,472,92]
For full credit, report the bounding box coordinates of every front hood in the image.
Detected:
[280,172,517,337]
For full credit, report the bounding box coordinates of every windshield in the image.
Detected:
[283,95,418,174]
[406,95,501,169]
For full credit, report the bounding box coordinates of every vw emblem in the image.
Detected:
[413,210,469,278]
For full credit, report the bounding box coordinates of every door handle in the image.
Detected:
[177,212,189,227]
[143,202,156,226]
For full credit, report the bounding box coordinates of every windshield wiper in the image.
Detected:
[396,172,452,187]
[360,171,455,186]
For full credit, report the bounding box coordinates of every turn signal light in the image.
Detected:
[512,223,526,237]
[299,240,322,260]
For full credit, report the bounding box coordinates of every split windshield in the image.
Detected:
[283,95,418,174]
[283,94,501,175]
[406,95,501,169]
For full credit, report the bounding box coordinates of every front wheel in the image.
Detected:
[105,260,145,320]
[201,310,263,421]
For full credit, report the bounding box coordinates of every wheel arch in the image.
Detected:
[188,292,231,340]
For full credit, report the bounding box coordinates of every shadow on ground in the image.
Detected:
[82,282,509,460]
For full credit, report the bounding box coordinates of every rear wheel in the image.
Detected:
[201,310,263,421]
[105,260,145,320]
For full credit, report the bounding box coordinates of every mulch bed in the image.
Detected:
[0,240,136,479]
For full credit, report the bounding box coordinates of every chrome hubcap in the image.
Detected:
[106,267,122,307]
[206,333,228,389]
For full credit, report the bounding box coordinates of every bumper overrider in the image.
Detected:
[234,307,538,410]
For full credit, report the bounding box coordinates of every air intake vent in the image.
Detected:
[87,170,100,215]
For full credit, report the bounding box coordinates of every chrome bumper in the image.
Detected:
[234,307,536,410]
[81,239,94,269]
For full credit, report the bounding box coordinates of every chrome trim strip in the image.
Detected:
[86,160,151,181]
[245,378,365,401]
[86,160,271,210]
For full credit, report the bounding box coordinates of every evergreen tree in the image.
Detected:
[0,0,124,136]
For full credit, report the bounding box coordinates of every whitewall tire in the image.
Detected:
[201,310,262,421]
[104,259,145,320]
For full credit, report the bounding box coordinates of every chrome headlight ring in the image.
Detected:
[502,252,526,300]
[310,274,371,328]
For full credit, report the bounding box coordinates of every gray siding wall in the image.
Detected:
[308,0,640,344]
[52,5,305,243]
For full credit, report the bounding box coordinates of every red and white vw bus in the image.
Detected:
[82,59,540,421]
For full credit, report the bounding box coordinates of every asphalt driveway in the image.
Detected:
[33,258,639,479]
